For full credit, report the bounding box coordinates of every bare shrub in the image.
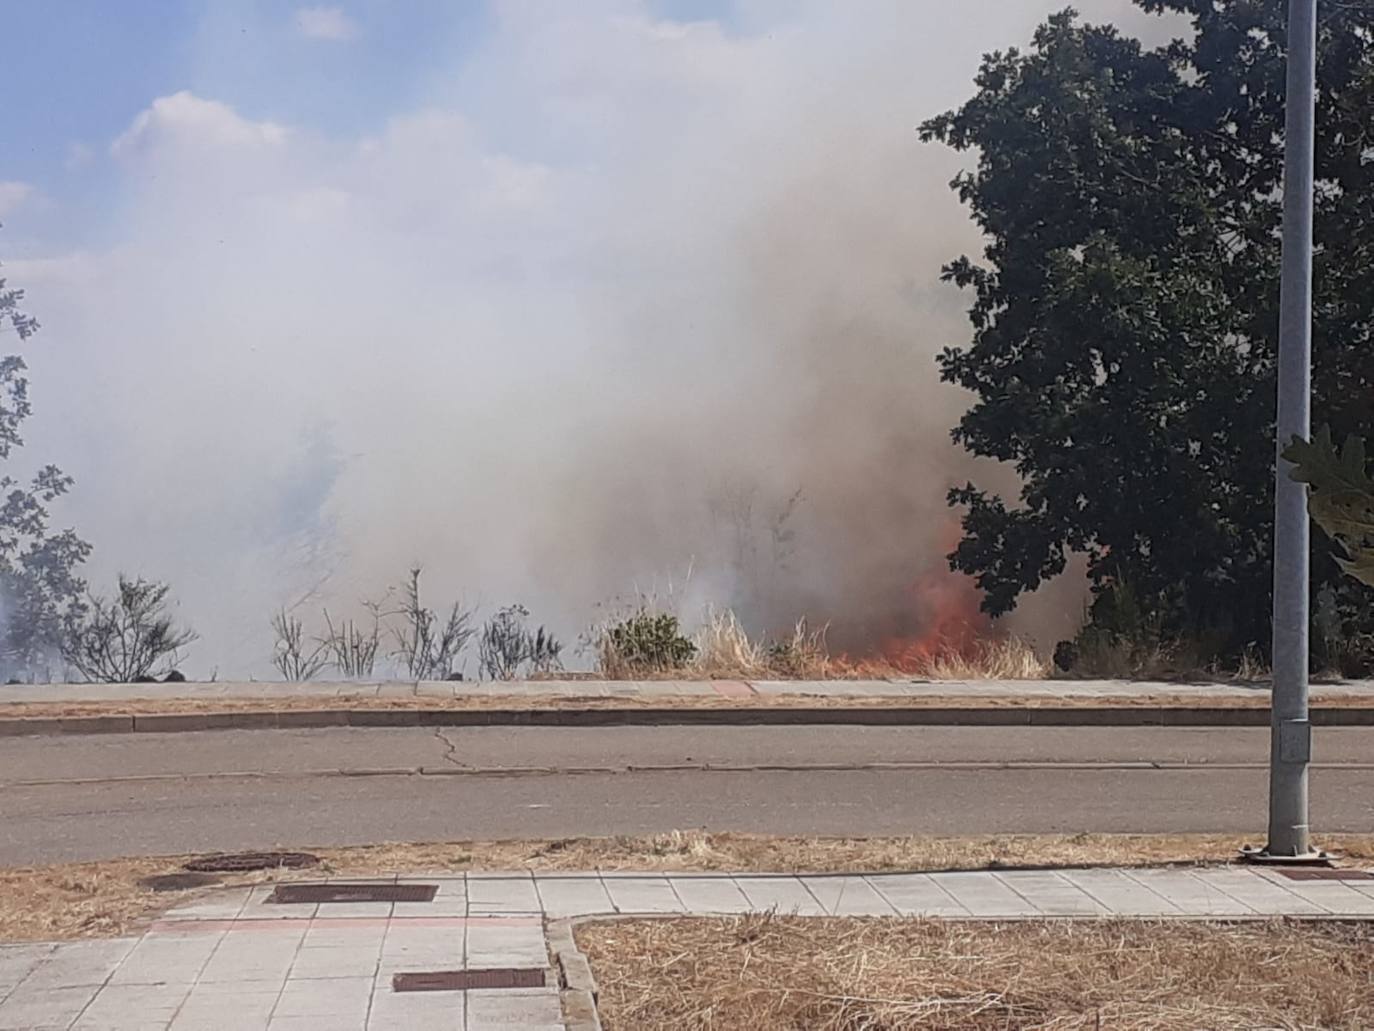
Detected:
[388,567,475,680]
[270,608,328,681]
[63,576,197,683]
[480,604,531,680]
[320,607,380,678]
[479,604,563,680]
[525,625,564,675]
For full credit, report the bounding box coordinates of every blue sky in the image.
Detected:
[3,0,744,248]
[5,2,488,245]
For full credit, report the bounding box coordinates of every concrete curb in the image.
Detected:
[548,919,603,1031]
[0,704,1373,736]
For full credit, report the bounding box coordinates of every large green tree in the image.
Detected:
[922,1,1374,659]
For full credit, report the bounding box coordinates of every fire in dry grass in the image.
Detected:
[596,602,1051,681]
[578,915,1374,1031]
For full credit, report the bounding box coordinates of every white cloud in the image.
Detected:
[295,6,359,41]
[0,182,33,217]
[110,91,287,158]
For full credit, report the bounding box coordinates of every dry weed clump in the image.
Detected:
[691,608,769,677]
[908,636,1050,680]
[578,915,1374,1031]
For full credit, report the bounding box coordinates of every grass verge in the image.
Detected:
[576,915,1374,1030]
[5,831,1374,942]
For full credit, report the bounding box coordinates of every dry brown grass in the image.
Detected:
[6,831,1374,943]
[577,915,1374,1030]
[690,609,770,677]
[909,637,1051,680]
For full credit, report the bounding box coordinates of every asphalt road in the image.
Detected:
[2,725,1372,864]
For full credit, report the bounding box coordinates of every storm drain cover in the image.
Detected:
[1274,868,1374,881]
[268,882,438,904]
[393,969,546,993]
[184,851,320,873]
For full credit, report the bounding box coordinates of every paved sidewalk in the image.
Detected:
[2,865,1372,1029]
[3,677,1374,706]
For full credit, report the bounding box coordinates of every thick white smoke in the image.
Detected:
[12,0,1164,675]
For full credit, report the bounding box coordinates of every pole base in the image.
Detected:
[1238,844,1333,866]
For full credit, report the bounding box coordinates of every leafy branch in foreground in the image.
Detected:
[1284,429,1374,588]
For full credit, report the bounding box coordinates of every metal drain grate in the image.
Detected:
[268,883,438,904]
[1274,868,1374,881]
[393,969,547,993]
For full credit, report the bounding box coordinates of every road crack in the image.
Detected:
[432,726,470,769]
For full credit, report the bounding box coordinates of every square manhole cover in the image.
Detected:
[1274,868,1374,881]
[268,883,438,904]
[393,969,547,993]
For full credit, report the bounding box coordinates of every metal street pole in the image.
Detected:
[1263,0,1319,860]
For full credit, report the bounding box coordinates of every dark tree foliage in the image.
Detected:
[0,247,91,680]
[921,1,1374,658]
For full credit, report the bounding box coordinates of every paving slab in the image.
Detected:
[108,934,222,985]
[18,940,138,990]
[863,873,970,917]
[72,981,190,1029]
[1059,868,1184,916]
[0,944,55,996]
[991,870,1107,916]
[928,871,1039,917]
[465,923,548,968]
[365,989,465,1030]
[1185,868,1327,916]
[667,875,754,914]
[801,876,899,917]
[732,876,826,916]
[170,987,280,1030]
[466,989,563,1031]
[0,984,102,1030]
[601,876,685,914]
[466,877,541,915]
[273,975,373,1017]
[533,876,616,918]
[1118,868,1258,916]
[1250,869,1374,916]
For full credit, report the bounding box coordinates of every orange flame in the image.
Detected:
[868,519,989,673]
[877,571,987,671]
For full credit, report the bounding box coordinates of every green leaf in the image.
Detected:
[1286,429,1374,588]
